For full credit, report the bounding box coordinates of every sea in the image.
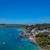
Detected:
[0,27,40,50]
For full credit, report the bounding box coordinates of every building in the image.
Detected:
[31,29,50,36]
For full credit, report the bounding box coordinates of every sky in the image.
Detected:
[0,0,50,24]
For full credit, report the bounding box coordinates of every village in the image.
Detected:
[20,24,50,50]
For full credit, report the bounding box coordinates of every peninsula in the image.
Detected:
[21,24,50,50]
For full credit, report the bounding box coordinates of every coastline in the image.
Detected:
[21,24,50,50]
[21,28,41,50]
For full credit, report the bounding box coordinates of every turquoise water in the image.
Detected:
[0,27,40,50]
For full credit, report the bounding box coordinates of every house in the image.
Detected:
[31,29,50,36]
[31,29,38,36]
[38,29,50,33]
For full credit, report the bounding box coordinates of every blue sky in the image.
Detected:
[0,0,50,24]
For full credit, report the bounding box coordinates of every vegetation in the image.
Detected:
[24,24,50,50]
[35,32,50,50]
[0,24,50,50]
[25,24,50,30]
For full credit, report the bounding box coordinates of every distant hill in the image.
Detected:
[0,24,50,28]
[0,24,25,27]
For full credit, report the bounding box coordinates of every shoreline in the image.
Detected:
[21,29,41,50]
[22,26,50,50]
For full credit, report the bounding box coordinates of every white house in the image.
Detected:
[38,29,50,33]
[31,29,38,36]
[31,29,50,36]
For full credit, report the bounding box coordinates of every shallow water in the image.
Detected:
[0,27,40,50]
